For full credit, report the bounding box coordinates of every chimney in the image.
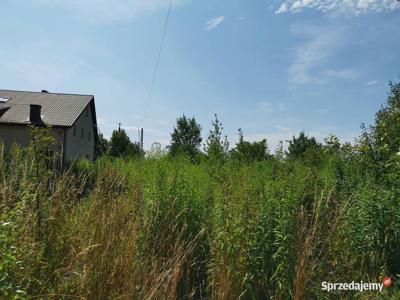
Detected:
[30,104,43,124]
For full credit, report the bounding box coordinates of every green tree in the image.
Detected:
[374,81,400,157]
[168,115,202,160]
[95,133,109,158]
[323,134,341,151]
[109,128,141,158]
[287,132,320,160]
[204,114,229,161]
[147,142,166,159]
[231,129,269,163]
[358,80,400,183]
[29,125,57,172]
[29,125,57,239]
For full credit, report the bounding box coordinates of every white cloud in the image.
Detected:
[288,25,345,87]
[275,0,400,14]
[275,2,289,14]
[365,80,379,85]
[204,16,225,30]
[23,0,190,23]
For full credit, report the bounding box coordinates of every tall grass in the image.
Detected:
[1,145,399,299]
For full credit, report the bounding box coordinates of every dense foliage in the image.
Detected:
[231,129,270,163]
[204,114,229,160]
[109,128,142,158]
[168,115,202,160]
[95,133,109,158]
[0,82,400,299]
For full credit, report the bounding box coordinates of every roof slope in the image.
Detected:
[0,90,94,127]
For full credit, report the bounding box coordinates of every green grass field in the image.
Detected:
[0,146,399,299]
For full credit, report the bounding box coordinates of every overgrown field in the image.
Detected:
[1,83,400,299]
[0,144,399,299]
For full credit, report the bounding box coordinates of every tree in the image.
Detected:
[231,129,269,163]
[28,125,57,239]
[147,142,166,159]
[95,133,109,158]
[324,134,341,150]
[287,132,320,160]
[323,134,341,155]
[358,80,400,183]
[204,114,229,161]
[168,115,202,160]
[109,128,141,158]
[373,81,400,162]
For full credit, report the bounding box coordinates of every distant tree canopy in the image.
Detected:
[169,115,202,160]
[358,80,400,183]
[373,81,400,161]
[204,114,229,161]
[287,131,321,160]
[231,129,270,163]
[109,129,141,158]
[323,134,341,152]
[95,133,109,158]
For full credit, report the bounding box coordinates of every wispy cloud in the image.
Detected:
[205,16,225,30]
[365,80,379,86]
[275,2,289,14]
[323,68,360,80]
[275,0,400,15]
[288,25,344,88]
[25,0,190,23]
[258,101,289,113]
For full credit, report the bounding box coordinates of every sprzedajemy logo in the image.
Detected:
[321,278,393,293]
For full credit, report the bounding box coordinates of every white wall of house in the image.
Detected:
[64,105,95,161]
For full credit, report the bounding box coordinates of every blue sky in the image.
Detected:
[1,0,399,150]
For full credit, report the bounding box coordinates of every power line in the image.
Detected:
[143,0,174,128]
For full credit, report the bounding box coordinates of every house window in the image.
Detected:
[81,128,84,139]
[88,131,91,142]
[73,125,76,136]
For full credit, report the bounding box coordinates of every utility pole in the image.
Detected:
[140,128,144,155]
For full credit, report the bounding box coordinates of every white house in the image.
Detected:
[0,89,98,162]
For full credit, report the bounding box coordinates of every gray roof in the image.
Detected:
[0,90,94,127]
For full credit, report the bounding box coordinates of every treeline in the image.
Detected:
[99,81,400,177]
[98,112,338,165]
